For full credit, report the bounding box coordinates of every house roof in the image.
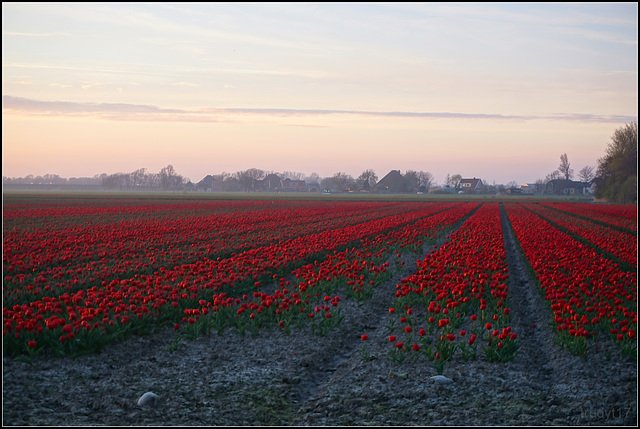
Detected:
[374,170,408,193]
[280,178,307,189]
[197,175,215,188]
[459,178,483,189]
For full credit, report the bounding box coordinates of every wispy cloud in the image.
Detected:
[80,81,112,90]
[3,96,636,124]
[3,61,181,77]
[209,107,637,124]
[1,95,222,123]
[2,31,72,37]
[171,82,199,87]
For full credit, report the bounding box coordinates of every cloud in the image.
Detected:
[3,95,636,125]
[2,31,72,37]
[210,107,637,123]
[171,82,200,87]
[80,81,112,90]
[3,61,181,77]
[1,95,223,123]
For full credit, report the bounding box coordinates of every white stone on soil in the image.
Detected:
[430,375,454,385]
[137,392,159,408]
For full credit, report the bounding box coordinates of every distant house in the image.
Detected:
[519,183,541,194]
[280,178,307,192]
[583,181,596,195]
[196,175,214,191]
[546,179,592,195]
[458,177,484,193]
[505,187,522,195]
[196,174,225,192]
[374,170,409,193]
[257,173,282,192]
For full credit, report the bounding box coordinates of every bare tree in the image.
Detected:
[545,170,561,182]
[331,172,354,192]
[159,165,178,190]
[403,170,419,192]
[320,177,333,192]
[132,168,147,188]
[305,172,321,183]
[578,165,595,182]
[356,169,378,191]
[223,175,241,192]
[282,171,305,180]
[558,153,574,180]
[416,171,434,191]
[450,174,462,188]
[235,168,265,192]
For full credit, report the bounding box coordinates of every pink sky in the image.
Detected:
[3,3,637,186]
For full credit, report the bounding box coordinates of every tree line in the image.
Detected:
[3,166,188,191]
[3,122,636,202]
[539,121,637,203]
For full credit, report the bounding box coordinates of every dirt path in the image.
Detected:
[3,203,637,426]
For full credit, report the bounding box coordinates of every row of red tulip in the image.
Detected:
[3,200,469,356]
[522,203,637,268]
[381,203,519,368]
[539,202,637,232]
[284,202,480,303]
[172,202,479,337]
[503,203,637,357]
[3,200,418,301]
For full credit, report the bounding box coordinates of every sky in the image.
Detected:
[2,2,638,186]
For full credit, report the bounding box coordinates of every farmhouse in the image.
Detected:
[546,179,594,195]
[280,178,307,192]
[505,187,522,195]
[458,177,484,193]
[196,174,225,192]
[373,170,409,193]
[519,183,540,194]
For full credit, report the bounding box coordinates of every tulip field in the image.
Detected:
[2,194,637,367]
[503,202,637,359]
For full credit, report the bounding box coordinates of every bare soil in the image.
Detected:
[3,205,637,426]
